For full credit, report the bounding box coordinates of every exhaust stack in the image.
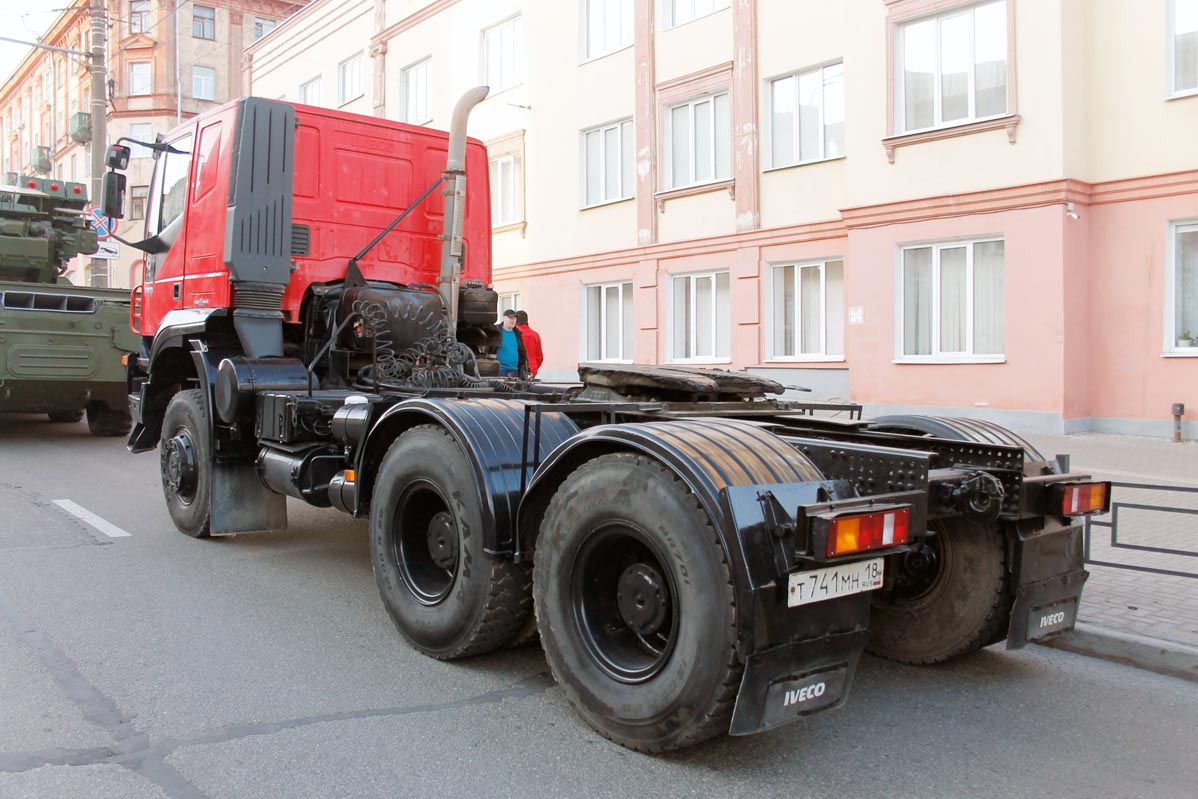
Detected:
[438,86,489,334]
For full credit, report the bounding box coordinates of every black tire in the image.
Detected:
[159,389,212,538]
[867,518,1012,664]
[533,453,742,752]
[47,410,84,423]
[87,402,132,437]
[370,425,531,659]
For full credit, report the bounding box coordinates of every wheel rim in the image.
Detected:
[392,481,458,605]
[885,522,951,607]
[163,428,199,505]
[571,524,680,684]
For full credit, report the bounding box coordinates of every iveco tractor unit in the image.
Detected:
[104,91,1108,752]
[0,177,135,435]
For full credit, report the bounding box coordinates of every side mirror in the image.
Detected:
[101,171,126,219]
[106,144,131,170]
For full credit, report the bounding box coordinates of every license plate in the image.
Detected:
[787,558,884,608]
[1028,598,1078,639]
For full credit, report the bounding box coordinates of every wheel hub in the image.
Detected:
[164,432,198,498]
[427,511,458,570]
[903,543,939,580]
[616,563,669,636]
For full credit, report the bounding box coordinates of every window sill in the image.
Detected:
[582,358,635,365]
[669,358,733,365]
[483,83,524,100]
[580,196,634,212]
[338,94,364,109]
[492,221,527,237]
[1167,88,1198,101]
[1162,350,1198,357]
[764,356,846,364]
[578,44,633,66]
[892,356,1006,365]
[882,114,1020,164]
[663,7,730,31]
[763,155,846,174]
[655,179,734,211]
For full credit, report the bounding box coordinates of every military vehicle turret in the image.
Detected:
[0,176,136,435]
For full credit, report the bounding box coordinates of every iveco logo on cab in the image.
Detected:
[783,682,826,707]
[1040,611,1066,628]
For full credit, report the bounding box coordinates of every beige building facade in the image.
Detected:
[248,0,1194,435]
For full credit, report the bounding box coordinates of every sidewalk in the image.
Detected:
[1022,432,1198,679]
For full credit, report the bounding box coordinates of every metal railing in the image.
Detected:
[1083,481,1198,579]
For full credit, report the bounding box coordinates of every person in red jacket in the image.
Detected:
[515,310,543,377]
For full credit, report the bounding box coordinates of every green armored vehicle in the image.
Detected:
[0,176,135,435]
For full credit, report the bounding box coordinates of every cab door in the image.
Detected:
[138,131,194,333]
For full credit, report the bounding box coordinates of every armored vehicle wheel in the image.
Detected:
[533,453,742,752]
[47,410,84,423]
[370,425,532,659]
[867,518,1011,664]
[159,389,212,538]
[87,402,132,437]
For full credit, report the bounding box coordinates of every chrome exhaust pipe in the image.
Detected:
[438,86,490,333]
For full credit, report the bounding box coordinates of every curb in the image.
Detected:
[1038,622,1198,682]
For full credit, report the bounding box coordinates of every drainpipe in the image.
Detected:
[175,0,182,125]
[437,85,489,334]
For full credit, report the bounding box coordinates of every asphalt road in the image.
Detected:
[1,414,1196,799]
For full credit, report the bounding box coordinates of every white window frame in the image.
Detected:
[401,58,432,125]
[894,0,1008,135]
[580,118,634,208]
[192,65,216,101]
[489,153,524,227]
[664,0,730,30]
[663,92,730,190]
[497,291,521,323]
[128,62,152,96]
[192,5,215,40]
[582,280,635,363]
[127,122,153,158]
[253,17,276,41]
[1165,219,1198,355]
[300,77,321,106]
[338,53,364,106]
[130,0,150,34]
[895,237,1006,363]
[580,0,634,62]
[1169,0,1198,97]
[482,16,524,93]
[765,61,845,170]
[766,259,845,362]
[669,270,731,363]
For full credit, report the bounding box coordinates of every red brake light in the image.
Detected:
[27,180,36,188]
[1060,483,1108,515]
[72,186,82,194]
[49,182,59,191]
[826,508,911,558]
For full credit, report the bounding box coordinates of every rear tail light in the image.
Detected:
[1059,482,1109,516]
[826,508,911,558]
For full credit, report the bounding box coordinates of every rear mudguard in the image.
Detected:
[1005,516,1088,648]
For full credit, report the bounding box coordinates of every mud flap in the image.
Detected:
[1006,519,1089,649]
[728,628,868,736]
[210,460,287,535]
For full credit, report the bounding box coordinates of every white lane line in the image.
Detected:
[52,499,132,538]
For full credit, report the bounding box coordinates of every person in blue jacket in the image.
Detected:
[495,309,528,378]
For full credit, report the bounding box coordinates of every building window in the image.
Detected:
[129,62,152,96]
[664,92,730,189]
[193,6,215,40]
[899,239,1005,360]
[338,53,363,105]
[192,66,215,101]
[769,62,844,169]
[489,153,524,227]
[300,77,321,106]
[130,185,148,219]
[497,292,521,323]
[582,118,633,207]
[770,260,844,359]
[582,0,633,61]
[127,122,153,158]
[253,17,276,41]
[895,0,1007,134]
[671,271,730,361]
[585,281,634,361]
[1171,0,1198,95]
[483,16,524,92]
[666,0,730,28]
[130,0,150,34]
[402,58,431,124]
[1169,221,1198,351]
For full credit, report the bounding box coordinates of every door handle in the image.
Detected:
[173,282,181,300]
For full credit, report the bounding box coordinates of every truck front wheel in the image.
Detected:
[87,401,132,437]
[867,518,1011,664]
[370,425,532,659]
[533,453,742,752]
[159,389,212,538]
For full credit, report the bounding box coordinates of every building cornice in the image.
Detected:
[372,0,462,46]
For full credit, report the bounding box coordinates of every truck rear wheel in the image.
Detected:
[159,389,212,538]
[87,402,132,437]
[47,410,84,423]
[533,453,741,752]
[370,425,531,659]
[867,518,1011,664]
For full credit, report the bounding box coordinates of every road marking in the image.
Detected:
[52,499,132,538]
